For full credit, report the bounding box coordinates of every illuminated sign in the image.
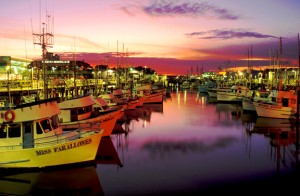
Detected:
[43,61,70,63]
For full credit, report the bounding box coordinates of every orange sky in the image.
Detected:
[1,0,300,75]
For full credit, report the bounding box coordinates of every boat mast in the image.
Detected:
[73,36,77,96]
[298,33,300,80]
[278,37,283,91]
[33,13,54,99]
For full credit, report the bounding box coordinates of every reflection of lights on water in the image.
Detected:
[184,91,187,104]
[195,94,207,108]
[177,92,181,108]
[143,120,147,127]
[201,96,206,108]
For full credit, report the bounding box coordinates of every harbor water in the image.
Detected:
[1,90,299,195]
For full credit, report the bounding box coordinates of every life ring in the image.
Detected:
[4,110,15,122]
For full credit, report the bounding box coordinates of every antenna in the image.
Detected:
[32,13,54,99]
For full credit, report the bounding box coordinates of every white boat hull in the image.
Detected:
[253,102,295,119]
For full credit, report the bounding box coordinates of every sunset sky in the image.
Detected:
[1,0,300,75]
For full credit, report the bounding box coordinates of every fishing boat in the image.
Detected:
[58,94,121,137]
[207,86,231,98]
[0,98,103,169]
[253,90,297,119]
[94,96,126,123]
[112,89,141,109]
[217,85,251,102]
[242,90,271,112]
[98,93,136,110]
[181,80,190,89]
[118,89,144,107]
[135,84,164,104]
[198,81,216,93]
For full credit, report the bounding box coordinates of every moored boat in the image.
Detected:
[217,85,251,102]
[135,84,164,104]
[208,86,231,98]
[198,81,216,93]
[0,98,103,169]
[242,90,271,112]
[58,94,121,137]
[253,90,297,119]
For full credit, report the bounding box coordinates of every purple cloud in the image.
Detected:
[118,6,136,16]
[143,1,239,20]
[185,29,277,39]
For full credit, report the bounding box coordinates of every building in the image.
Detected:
[0,56,32,81]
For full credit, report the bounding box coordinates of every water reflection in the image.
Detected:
[216,103,243,126]
[0,135,126,195]
[142,136,238,158]
[99,91,300,194]
[96,137,123,167]
[144,103,163,114]
[125,106,152,122]
[123,103,164,129]
[0,166,103,195]
[242,115,300,173]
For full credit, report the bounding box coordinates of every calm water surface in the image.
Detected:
[1,90,299,195]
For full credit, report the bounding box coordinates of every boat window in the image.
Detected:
[71,109,77,115]
[40,119,52,133]
[8,124,21,138]
[78,108,85,115]
[0,125,7,138]
[36,122,43,134]
[87,105,92,112]
[24,122,33,133]
[282,98,288,107]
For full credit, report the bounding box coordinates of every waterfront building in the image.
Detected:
[0,56,32,81]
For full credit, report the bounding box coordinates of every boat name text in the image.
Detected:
[35,138,92,156]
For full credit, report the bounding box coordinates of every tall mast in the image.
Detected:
[73,36,77,96]
[298,33,300,80]
[278,37,283,90]
[33,13,54,99]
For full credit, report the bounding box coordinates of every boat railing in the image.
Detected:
[34,123,102,147]
[0,123,102,150]
[61,121,102,131]
[75,122,102,133]
[0,134,73,150]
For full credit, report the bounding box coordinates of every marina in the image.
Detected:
[1,89,299,194]
[1,1,300,194]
